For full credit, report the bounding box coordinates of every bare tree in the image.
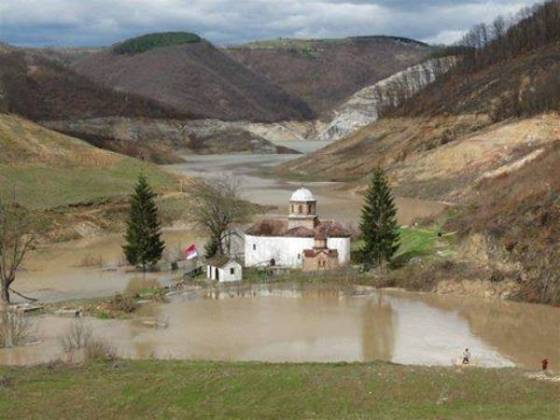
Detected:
[0,200,35,305]
[187,176,253,257]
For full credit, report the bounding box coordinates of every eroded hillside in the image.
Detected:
[226,36,431,117]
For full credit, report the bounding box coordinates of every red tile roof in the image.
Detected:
[303,249,339,258]
[246,218,351,238]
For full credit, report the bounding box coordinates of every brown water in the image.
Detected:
[2,284,558,368]
[15,230,204,303]
[166,145,446,226]
[8,141,557,369]
[18,142,443,303]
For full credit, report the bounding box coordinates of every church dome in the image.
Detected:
[290,187,315,202]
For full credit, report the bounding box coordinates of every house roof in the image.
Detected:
[207,256,238,268]
[303,248,339,258]
[246,219,351,238]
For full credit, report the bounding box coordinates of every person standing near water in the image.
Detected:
[462,348,471,365]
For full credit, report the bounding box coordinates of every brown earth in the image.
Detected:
[0,49,184,121]
[43,117,300,164]
[72,41,314,123]
[226,36,431,117]
[392,43,560,120]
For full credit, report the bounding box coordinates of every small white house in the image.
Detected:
[206,257,243,282]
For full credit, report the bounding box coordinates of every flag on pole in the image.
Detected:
[183,244,199,260]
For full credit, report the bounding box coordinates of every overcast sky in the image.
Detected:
[0,0,541,47]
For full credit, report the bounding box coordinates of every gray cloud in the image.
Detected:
[0,0,542,47]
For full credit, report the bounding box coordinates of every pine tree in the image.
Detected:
[123,175,165,271]
[359,167,400,269]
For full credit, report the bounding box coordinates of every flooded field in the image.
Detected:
[15,230,204,303]
[166,141,446,226]
[1,284,558,368]
[6,141,557,370]
[18,140,444,303]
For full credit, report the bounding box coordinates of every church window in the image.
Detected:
[230,268,235,275]
[298,205,302,213]
[253,244,256,251]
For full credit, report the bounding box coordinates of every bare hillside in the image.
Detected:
[226,36,431,117]
[72,37,314,122]
[0,49,183,121]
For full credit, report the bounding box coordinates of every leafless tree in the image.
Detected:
[0,199,36,305]
[187,176,253,257]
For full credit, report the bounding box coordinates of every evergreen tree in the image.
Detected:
[359,167,400,269]
[123,175,165,271]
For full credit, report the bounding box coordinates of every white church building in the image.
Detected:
[244,187,351,270]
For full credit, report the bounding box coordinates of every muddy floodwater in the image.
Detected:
[7,140,558,370]
[18,140,444,303]
[2,284,559,368]
[166,141,446,226]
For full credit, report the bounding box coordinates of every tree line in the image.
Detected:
[451,0,560,72]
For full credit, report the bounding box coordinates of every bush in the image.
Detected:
[0,310,32,348]
[107,294,138,313]
[59,320,116,361]
[84,339,116,361]
[58,319,93,353]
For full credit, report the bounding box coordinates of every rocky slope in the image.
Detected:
[226,36,431,117]
[318,57,456,142]
[43,118,302,163]
[281,114,559,199]
[72,35,314,122]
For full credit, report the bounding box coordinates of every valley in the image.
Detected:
[0,4,559,416]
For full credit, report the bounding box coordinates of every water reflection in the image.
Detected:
[2,284,556,368]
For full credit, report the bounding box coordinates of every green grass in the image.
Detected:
[0,360,557,419]
[113,32,201,55]
[351,226,454,266]
[0,160,179,210]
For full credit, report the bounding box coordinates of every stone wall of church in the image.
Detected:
[327,237,351,264]
[244,234,351,268]
[244,235,314,268]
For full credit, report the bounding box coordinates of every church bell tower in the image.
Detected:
[288,187,318,230]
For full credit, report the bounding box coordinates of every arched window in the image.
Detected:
[298,205,302,214]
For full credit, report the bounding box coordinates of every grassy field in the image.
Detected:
[0,114,180,209]
[0,161,178,210]
[0,360,557,419]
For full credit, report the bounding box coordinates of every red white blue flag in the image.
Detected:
[183,244,199,260]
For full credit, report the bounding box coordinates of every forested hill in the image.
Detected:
[384,0,560,121]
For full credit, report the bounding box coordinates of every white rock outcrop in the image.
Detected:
[318,57,456,142]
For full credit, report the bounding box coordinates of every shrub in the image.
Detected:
[59,320,116,361]
[58,319,93,353]
[0,310,32,348]
[107,293,138,313]
[84,339,116,361]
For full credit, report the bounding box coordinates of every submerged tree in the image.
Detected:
[188,176,252,259]
[0,199,36,305]
[359,167,400,270]
[123,175,165,271]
